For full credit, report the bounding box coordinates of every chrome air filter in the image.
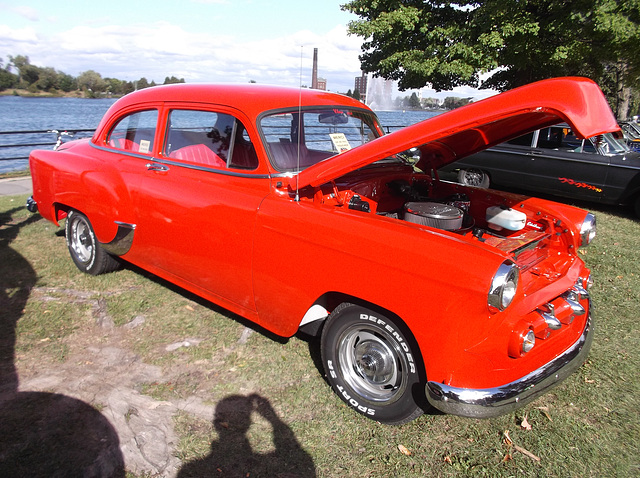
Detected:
[404,202,464,231]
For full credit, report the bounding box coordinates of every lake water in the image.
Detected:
[0,96,440,173]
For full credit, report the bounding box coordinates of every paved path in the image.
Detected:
[0,177,32,196]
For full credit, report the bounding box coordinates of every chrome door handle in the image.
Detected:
[146,163,169,172]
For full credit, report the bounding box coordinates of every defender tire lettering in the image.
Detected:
[359,313,416,374]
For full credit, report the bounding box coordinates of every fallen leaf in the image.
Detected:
[398,444,411,456]
[585,378,595,384]
[503,430,513,446]
[443,455,452,464]
[520,415,533,431]
[185,305,195,311]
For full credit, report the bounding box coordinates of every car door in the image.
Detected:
[523,126,611,201]
[133,106,270,315]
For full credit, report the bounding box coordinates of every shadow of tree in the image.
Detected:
[178,394,316,478]
[0,206,125,477]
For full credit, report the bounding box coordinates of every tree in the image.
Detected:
[36,67,57,91]
[343,0,640,119]
[408,92,421,109]
[8,55,31,85]
[163,76,185,84]
[443,97,473,110]
[0,58,17,91]
[57,72,77,92]
[136,77,150,89]
[77,70,107,96]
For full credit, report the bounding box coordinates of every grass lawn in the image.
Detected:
[1,193,639,477]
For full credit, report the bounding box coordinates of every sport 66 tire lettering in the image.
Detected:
[321,303,425,425]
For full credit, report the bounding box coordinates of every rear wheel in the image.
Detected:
[65,210,120,275]
[321,303,425,425]
[458,168,490,188]
[634,195,640,218]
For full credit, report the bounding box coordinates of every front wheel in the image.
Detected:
[321,303,425,425]
[65,210,121,275]
[458,168,490,188]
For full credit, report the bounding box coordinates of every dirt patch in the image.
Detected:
[6,286,232,477]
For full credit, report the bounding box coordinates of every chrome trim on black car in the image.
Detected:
[425,311,593,419]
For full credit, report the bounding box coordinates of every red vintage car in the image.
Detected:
[28,78,613,424]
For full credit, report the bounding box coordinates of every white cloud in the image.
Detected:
[11,6,39,22]
[0,25,39,44]
[1,19,362,91]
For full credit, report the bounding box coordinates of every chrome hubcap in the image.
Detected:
[71,217,93,263]
[338,327,407,403]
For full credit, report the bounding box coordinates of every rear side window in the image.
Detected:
[506,131,534,147]
[164,110,259,170]
[107,110,158,154]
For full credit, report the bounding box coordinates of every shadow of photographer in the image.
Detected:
[178,394,316,478]
[0,205,125,477]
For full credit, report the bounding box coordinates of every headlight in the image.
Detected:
[488,262,519,312]
[580,212,596,246]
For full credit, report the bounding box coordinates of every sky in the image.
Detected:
[0,0,495,102]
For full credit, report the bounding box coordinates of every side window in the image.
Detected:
[108,110,158,154]
[537,127,563,149]
[165,110,259,170]
[506,131,534,147]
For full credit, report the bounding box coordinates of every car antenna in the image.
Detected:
[295,46,303,202]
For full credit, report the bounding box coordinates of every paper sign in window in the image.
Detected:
[139,140,151,154]
[330,133,351,153]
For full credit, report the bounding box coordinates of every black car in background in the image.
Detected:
[441,124,640,217]
[621,120,640,152]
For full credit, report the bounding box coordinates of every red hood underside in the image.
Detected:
[295,77,620,189]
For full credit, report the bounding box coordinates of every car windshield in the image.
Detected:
[586,132,629,155]
[260,107,382,172]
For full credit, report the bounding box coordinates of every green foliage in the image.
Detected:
[343,0,640,118]
[0,55,183,97]
[443,96,472,110]
[163,76,186,84]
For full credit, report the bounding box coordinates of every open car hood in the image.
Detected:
[295,77,621,189]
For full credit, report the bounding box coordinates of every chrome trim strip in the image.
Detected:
[90,142,271,179]
[149,158,271,179]
[101,221,136,256]
[425,311,593,419]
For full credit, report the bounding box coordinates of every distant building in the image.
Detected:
[355,72,367,103]
[312,48,319,89]
[310,49,327,90]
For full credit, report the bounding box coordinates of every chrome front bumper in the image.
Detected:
[426,314,593,418]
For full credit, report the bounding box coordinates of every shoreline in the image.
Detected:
[0,89,120,99]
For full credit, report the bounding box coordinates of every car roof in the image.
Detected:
[103,83,368,119]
